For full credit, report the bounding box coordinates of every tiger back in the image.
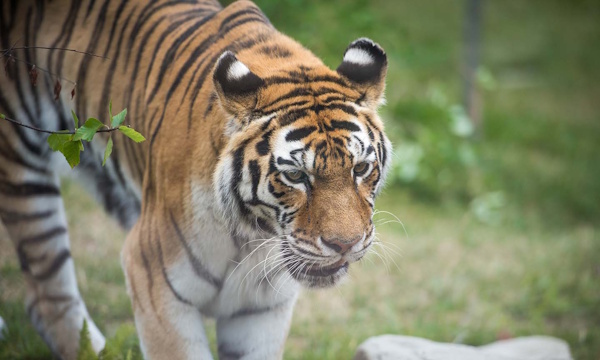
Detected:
[0,1,390,359]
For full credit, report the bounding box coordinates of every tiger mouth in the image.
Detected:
[303,261,349,277]
[284,257,350,288]
[281,240,352,287]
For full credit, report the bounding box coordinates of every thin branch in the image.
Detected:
[5,54,77,85]
[0,114,121,135]
[1,42,107,90]
[0,46,109,60]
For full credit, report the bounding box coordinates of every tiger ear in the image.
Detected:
[213,51,264,117]
[336,38,387,108]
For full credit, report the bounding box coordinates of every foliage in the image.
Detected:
[76,323,141,360]
[386,94,479,203]
[77,321,97,360]
[46,103,145,168]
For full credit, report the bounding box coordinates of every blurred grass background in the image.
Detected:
[1,0,599,359]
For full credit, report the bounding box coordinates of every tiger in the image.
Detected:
[0,0,391,358]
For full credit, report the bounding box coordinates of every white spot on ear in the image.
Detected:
[228,60,250,80]
[343,48,374,66]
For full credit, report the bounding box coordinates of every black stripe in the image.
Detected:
[353,135,365,153]
[0,130,50,174]
[33,249,71,281]
[230,144,252,219]
[0,180,59,197]
[203,92,219,119]
[319,94,346,104]
[260,87,312,110]
[219,8,262,31]
[23,7,43,129]
[279,108,310,126]
[322,103,358,116]
[379,131,388,169]
[332,137,346,147]
[139,241,156,314]
[265,99,311,114]
[229,300,289,320]
[48,0,81,88]
[146,11,213,103]
[276,157,295,167]
[103,0,129,57]
[259,45,292,58]
[285,126,317,142]
[329,120,360,132]
[100,4,136,121]
[264,74,348,88]
[19,226,67,246]
[268,182,285,199]
[169,210,222,288]
[225,12,269,31]
[85,0,97,18]
[75,0,110,120]
[0,208,55,224]
[154,232,193,306]
[248,160,261,198]
[126,0,203,65]
[255,129,272,156]
[124,11,170,106]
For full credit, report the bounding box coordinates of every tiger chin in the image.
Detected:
[1,0,390,359]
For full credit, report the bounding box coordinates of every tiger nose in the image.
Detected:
[321,236,362,254]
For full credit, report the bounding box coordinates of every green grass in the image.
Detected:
[1,185,598,359]
[2,0,600,359]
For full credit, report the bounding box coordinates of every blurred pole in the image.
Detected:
[463,0,483,138]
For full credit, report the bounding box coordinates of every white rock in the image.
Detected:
[354,335,572,360]
[480,336,573,360]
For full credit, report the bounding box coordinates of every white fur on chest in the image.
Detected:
[166,183,300,318]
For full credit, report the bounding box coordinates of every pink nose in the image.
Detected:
[321,236,362,254]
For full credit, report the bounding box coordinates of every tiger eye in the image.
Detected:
[284,170,305,183]
[354,162,369,176]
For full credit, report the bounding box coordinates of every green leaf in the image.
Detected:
[71,110,79,128]
[118,126,146,143]
[47,133,72,151]
[73,118,104,141]
[77,320,98,360]
[109,100,113,119]
[111,108,127,128]
[0,113,5,119]
[103,137,113,166]
[61,140,82,168]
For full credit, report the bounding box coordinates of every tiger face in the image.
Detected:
[214,38,390,288]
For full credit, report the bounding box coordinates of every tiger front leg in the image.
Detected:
[216,301,296,360]
[121,223,214,360]
[0,166,105,359]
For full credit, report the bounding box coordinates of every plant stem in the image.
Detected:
[0,114,120,135]
[0,46,109,60]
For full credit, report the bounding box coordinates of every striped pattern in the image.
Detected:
[1,1,390,359]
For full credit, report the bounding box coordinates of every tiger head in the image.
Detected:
[213,38,391,288]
